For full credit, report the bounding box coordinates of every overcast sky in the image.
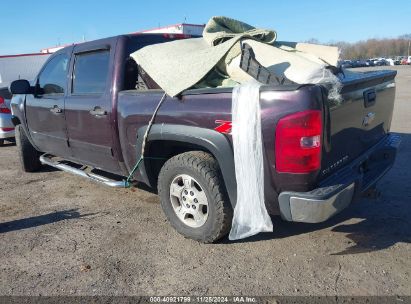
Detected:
[2,0,410,54]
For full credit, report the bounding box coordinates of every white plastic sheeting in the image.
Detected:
[229,81,273,240]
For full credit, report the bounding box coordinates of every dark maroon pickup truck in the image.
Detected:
[10,33,400,242]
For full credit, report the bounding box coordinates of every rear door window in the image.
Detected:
[72,50,110,94]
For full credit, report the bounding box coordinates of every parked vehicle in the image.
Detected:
[340,60,353,68]
[352,60,368,68]
[372,58,388,66]
[0,87,14,146]
[407,56,411,65]
[10,34,400,243]
[393,57,402,65]
[365,59,375,67]
[350,60,359,68]
[387,58,396,66]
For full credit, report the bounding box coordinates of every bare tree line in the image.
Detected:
[306,34,411,59]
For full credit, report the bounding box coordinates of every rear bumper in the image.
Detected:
[278,133,401,223]
[0,113,15,139]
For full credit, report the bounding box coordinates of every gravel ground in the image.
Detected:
[0,66,410,297]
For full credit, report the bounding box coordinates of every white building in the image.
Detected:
[39,23,205,54]
[135,23,205,36]
[0,53,50,87]
[0,23,206,85]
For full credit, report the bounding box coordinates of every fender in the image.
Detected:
[10,94,42,151]
[135,124,237,207]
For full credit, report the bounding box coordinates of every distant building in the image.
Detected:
[40,45,70,54]
[134,23,205,36]
[39,23,205,54]
[0,23,205,86]
[0,53,50,87]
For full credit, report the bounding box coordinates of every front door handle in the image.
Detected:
[89,106,107,117]
[50,105,63,114]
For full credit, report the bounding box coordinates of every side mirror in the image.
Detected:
[10,79,31,95]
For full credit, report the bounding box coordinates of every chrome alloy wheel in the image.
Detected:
[169,174,209,228]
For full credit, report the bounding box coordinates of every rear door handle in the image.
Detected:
[89,106,107,117]
[50,105,63,114]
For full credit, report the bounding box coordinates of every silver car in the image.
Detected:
[0,87,15,146]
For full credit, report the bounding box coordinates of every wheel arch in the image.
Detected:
[135,124,237,207]
[11,115,21,126]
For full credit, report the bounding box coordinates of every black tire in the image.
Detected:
[0,139,4,146]
[158,151,232,243]
[15,125,41,172]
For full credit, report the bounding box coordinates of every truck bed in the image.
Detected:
[116,69,396,214]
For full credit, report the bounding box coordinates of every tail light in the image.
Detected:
[0,97,11,114]
[275,110,322,173]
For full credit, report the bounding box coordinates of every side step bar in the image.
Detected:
[40,154,127,188]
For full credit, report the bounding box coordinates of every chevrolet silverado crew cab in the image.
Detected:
[10,33,400,243]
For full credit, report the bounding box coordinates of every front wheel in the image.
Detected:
[15,125,41,172]
[158,151,232,243]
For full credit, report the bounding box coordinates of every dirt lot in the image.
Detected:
[0,66,410,297]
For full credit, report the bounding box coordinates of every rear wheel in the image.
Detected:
[158,151,232,243]
[0,139,4,146]
[15,125,41,172]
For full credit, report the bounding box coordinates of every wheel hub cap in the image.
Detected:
[169,174,209,228]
